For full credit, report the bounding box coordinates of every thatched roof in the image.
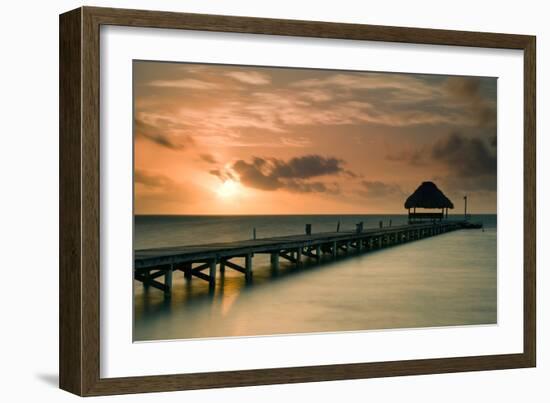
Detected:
[404,181,454,209]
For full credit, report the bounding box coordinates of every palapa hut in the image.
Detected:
[404,181,454,223]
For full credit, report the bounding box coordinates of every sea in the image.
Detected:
[133,214,497,341]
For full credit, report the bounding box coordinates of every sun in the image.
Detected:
[216,179,240,199]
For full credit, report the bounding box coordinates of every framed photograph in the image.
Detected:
[59,6,536,396]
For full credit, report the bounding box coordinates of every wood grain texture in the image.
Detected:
[523,38,536,367]
[59,8,82,396]
[59,6,537,396]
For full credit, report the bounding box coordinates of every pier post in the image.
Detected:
[220,259,225,274]
[245,254,253,282]
[209,259,217,288]
[316,244,321,261]
[270,252,279,272]
[332,241,337,257]
[164,266,173,297]
[296,248,302,267]
[144,270,150,289]
[183,263,192,279]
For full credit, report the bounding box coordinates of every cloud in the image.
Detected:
[285,180,340,194]
[280,136,311,147]
[135,117,194,150]
[444,76,497,128]
[387,132,496,178]
[137,63,498,154]
[134,170,194,204]
[231,158,280,190]
[269,155,345,179]
[225,71,271,85]
[445,76,481,98]
[292,72,442,104]
[385,132,496,193]
[135,170,174,188]
[431,132,496,178]
[209,168,236,182]
[385,147,428,166]
[213,154,350,193]
[134,169,204,213]
[200,153,217,164]
[360,180,404,198]
[300,89,334,102]
[147,79,220,90]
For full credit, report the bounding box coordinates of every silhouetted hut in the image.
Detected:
[405,181,454,223]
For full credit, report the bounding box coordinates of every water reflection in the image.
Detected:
[134,226,497,342]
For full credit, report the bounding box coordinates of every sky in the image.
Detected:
[134,61,497,215]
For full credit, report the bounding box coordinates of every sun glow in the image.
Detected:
[216,179,240,199]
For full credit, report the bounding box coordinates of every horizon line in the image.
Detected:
[134,212,497,217]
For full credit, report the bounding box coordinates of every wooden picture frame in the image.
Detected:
[59,6,536,396]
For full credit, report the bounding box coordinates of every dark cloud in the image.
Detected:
[444,77,497,128]
[385,132,497,193]
[432,132,496,178]
[200,153,217,164]
[360,180,404,198]
[286,180,340,195]
[232,158,280,191]
[209,168,236,182]
[270,155,345,179]
[216,154,349,193]
[135,117,194,150]
[445,76,481,99]
[135,170,174,188]
[430,133,497,192]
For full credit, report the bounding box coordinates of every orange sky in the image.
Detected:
[134,61,497,215]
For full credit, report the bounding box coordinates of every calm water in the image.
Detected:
[134,214,497,341]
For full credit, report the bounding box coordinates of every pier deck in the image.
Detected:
[134,220,474,296]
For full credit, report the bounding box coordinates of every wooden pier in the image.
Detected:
[134,220,475,296]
